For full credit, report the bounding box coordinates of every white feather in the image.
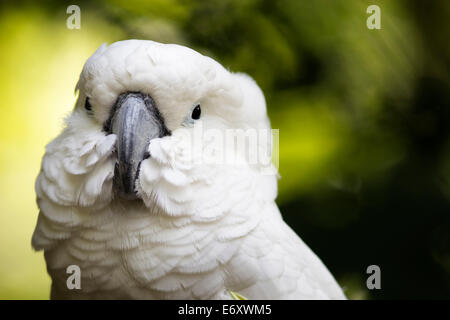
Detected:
[32,40,346,300]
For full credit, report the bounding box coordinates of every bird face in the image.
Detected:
[37,40,271,213]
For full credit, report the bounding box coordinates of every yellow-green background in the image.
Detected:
[0,0,449,299]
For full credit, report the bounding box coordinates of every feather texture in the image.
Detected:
[32,40,346,300]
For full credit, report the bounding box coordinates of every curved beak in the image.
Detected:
[107,92,169,200]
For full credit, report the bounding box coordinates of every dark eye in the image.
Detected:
[191,104,201,120]
[85,98,92,113]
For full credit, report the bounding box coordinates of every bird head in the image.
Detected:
[36,40,274,216]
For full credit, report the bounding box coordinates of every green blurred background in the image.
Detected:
[0,0,449,299]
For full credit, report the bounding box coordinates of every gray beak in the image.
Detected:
[107,92,169,200]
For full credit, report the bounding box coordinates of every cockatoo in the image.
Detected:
[32,40,346,300]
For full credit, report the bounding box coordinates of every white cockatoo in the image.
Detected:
[32,40,346,300]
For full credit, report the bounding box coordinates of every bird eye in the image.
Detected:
[85,98,93,113]
[191,104,201,120]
